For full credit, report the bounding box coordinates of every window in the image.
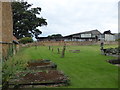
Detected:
[81,34,91,38]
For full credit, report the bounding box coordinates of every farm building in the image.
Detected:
[0,2,19,61]
[37,29,102,42]
[63,29,102,41]
[102,30,116,41]
[37,29,117,42]
[113,33,120,41]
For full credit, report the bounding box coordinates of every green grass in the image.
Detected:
[3,45,118,88]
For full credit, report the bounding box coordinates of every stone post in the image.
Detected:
[0,2,13,60]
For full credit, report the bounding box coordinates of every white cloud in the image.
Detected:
[28,0,119,36]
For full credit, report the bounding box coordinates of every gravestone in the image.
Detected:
[49,46,51,50]
[100,42,104,50]
[61,45,66,58]
[57,48,60,54]
[69,50,80,53]
[52,48,54,52]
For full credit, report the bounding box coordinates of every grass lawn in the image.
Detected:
[3,45,118,88]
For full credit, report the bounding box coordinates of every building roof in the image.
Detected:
[13,35,19,44]
[13,36,18,41]
[36,37,48,39]
[64,29,102,37]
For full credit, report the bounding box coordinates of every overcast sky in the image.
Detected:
[28,0,119,37]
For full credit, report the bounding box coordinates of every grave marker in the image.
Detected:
[57,48,60,54]
[52,48,54,52]
[34,41,38,49]
[49,46,51,50]
[61,44,66,58]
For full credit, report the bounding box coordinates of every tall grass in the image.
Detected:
[2,48,30,87]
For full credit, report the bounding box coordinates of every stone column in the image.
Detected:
[0,2,2,62]
[0,2,13,60]
[0,1,13,88]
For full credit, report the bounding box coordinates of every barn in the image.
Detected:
[64,29,102,41]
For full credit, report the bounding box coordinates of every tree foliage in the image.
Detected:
[103,30,112,34]
[19,37,33,44]
[12,2,47,39]
[47,34,63,41]
[48,34,63,39]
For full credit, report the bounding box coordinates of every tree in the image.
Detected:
[47,34,63,41]
[19,37,33,44]
[48,34,63,39]
[12,2,47,39]
[103,30,112,34]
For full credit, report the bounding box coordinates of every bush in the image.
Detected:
[116,38,120,41]
[19,37,33,44]
[102,47,120,55]
[2,50,30,89]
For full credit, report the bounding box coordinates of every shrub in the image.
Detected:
[102,47,120,55]
[19,37,33,44]
[2,50,30,89]
[116,38,120,41]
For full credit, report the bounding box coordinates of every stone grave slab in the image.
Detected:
[69,50,80,53]
[27,59,57,70]
[8,70,70,88]
[107,59,120,65]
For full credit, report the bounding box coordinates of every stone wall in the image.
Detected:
[26,41,118,47]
